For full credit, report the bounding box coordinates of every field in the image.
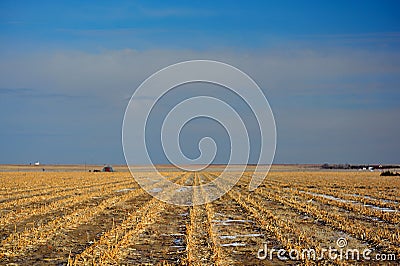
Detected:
[0,168,399,265]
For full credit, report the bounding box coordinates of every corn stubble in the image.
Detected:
[0,170,398,265]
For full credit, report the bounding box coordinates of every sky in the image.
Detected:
[0,1,399,165]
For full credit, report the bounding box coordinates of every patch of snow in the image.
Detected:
[213,219,254,226]
[219,234,263,239]
[305,191,397,213]
[349,194,399,204]
[149,187,162,193]
[115,188,135,193]
[161,233,185,237]
[176,187,188,192]
[220,242,246,247]
[306,192,351,204]
[365,205,397,212]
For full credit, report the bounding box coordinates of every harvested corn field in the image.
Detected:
[0,170,399,265]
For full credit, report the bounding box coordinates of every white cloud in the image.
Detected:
[2,47,399,96]
[0,46,399,163]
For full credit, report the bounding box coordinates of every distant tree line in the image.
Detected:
[380,171,400,176]
[321,163,400,170]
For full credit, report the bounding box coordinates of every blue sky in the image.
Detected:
[1,1,400,51]
[1,1,399,164]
